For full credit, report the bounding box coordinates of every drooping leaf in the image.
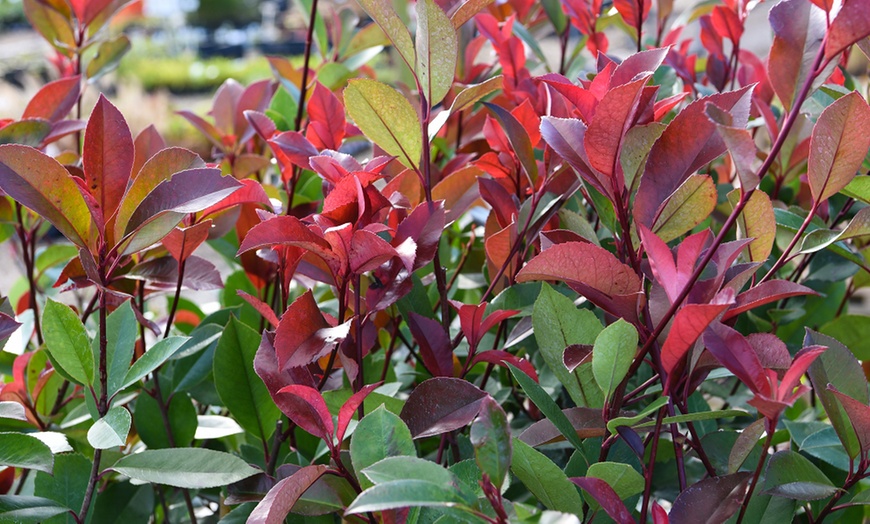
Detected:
[247,465,328,524]
[761,450,837,500]
[0,144,94,249]
[511,439,585,516]
[570,477,634,524]
[42,299,94,386]
[214,317,280,442]
[416,0,456,106]
[0,433,54,473]
[110,448,259,489]
[470,396,512,489]
[592,319,637,402]
[669,473,752,524]
[87,405,131,449]
[807,92,870,204]
[344,79,422,170]
[517,242,641,322]
[400,377,487,438]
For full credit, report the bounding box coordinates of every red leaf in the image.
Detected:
[127,255,223,291]
[238,216,339,275]
[400,377,488,438]
[162,220,212,262]
[336,382,382,443]
[668,473,752,524]
[652,502,669,524]
[395,201,446,271]
[781,345,826,396]
[177,110,225,150]
[131,125,166,178]
[254,332,316,403]
[471,350,538,382]
[0,311,21,340]
[485,103,537,181]
[611,47,669,87]
[234,79,274,146]
[661,291,734,382]
[407,312,454,377]
[634,86,753,228]
[585,76,649,185]
[275,385,334,443]
[269,131,320,172]
[200,178,271,219]
[248,465,329,524]
[516,241,641,321]
[274,290,351,370]
[244,109,277,140]
[710,6,743,44]
[768,0,827,113]
[22,75,80,123]
[83,94,134,220]
[305,83,346,151]
[825,0,870,61]
[237,290,280,329]
[519,407,606,446]
[807,91,870,204]
[540,116,611,199]
[828,385,870,456]
[722,280,818,320]
[348,228,398,275]
[703,322,769,396]
[570,477,634,524]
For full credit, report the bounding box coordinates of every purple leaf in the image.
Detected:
[518,407,607,447]
[703,322,769,396]
[83,94,134,220]
[275,385,334,443]
[274,290,351,370]
[400,377,488,438]
[127,255,223,291]
[248,465,329,524]
[406,313,453,377]
[569,477,634,524]
[669,473,752,524]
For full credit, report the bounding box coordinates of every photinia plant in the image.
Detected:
[1,0,870,523]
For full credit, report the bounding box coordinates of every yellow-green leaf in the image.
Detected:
[416,0,456,106]
[652,174,717,243]
[730,189,775,262]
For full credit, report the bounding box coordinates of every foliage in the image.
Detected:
[1,0,870,523]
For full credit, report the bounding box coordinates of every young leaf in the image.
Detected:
[761,450,837,500]
[0,433,54,473]
[22,76,80,123]
[275,385,334,443]
[109,448,260,489]
[485,103,538,181]
[0,144,94,249]
[512,439,585,516]
[214,317,281,442]
[570,477,634,524]
[274,290,350,369]
[83,94,134,221]
[703,322,768,396]
[584,76,649,183]
[350,406,416,490]
[336,382,382,444]
[416,0,456,106]
[470,397,512,490]
[85,35,131,82]
[768,0,827,112]
[355,0,415,69]
[42,299,94,386]
[652,174,717,243]
[592,319,638,402]
[824,0,870,61]
[248,465,328,524]
[807,92,870,204]
[399,377,487,438]
[87,406,131,449]
[406,312,453,376]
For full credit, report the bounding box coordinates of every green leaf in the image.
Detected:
[541,0,568,33]
[607,396,670,434]
[97,301,137,399]
[90,483,154,524]
[761,450,837,500]
[34,453,91,524]
[0,402,27,421]
[344,79,422,170]
[592,319,637,402]
[345,479,473,515]
[109,448,260,489]
[214,317,280,442]
[85,34,131,82]
[415,0,456,106]
[134,392,197,449]
[350,405,416,490]
[508,364,584,450]
[470,397,512,489]
[0,433,54,473]
[355,0,415,68]
[586,462,644,500]
[119,336,188,391]
[87,406,131,449]
[532,284,603,408]
[820,315,870,360]
[0,496,70,523]
[652,174,717,243]
[635,409,749,428]
[363,456,457,487]
[42,299,94,386]
[511,439,585,516]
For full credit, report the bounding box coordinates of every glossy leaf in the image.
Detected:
[585,76,649,182]
[470,396,512,489]
[248,465,328,524]
[824,0,870,61]
[344,79,422,170]
[661,297,733,383]
[761,450,836,500]
[518,407,607,446]
[350,406,416,490]
[827,386,870,456]
[400,377,487,438]
[509,364,585,450]
[119,337,188,391]
[592,319,637,402]
[0,433,54,473]
[652,174,717,243]
[669,473,752,524]
[345,479,471,515]
[85,34,131,81]
[42,299,94,386]
[0,144,94,249]
[336,383,381,444]
[485,103,538,181]
[416,0,456,106]
[274,290,350,369]
[214,317,280,442]
[585,462,643,501]
[807,92,870,204]
[22,76,80,122]
[87,405,131,449]
[512,439,585,516]
[110,448,259,489]
[570,477,634,524]
[768,0,827,112]
[83,94,134,221]
[275,385,334,443]
[0,495,70,523]
[703,322,768,395]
